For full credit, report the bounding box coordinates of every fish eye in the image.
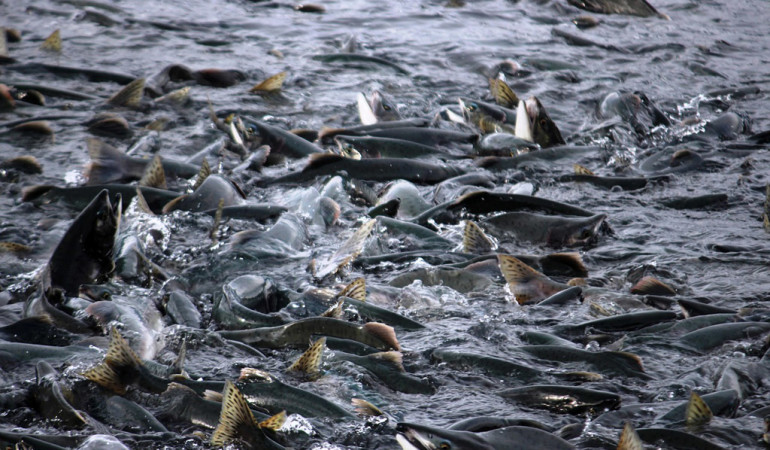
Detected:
[540,118,547,126]
[439,441,451,450]
[580,229,592,239]
[101,291,111,300]
[468,103,477,111]
[383,105,391,111]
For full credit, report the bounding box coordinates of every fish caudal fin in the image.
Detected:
[287,337,326,378]
[616,422,642,450]
[337,277,366,302]
[685,391,713,427]
[138,155,167,189]
[462,220,495,254]
[211,380,258,447]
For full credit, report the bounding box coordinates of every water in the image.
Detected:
[1,0,770,448]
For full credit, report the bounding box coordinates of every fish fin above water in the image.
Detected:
[685,391,713,427]
[162,194,188,214]
[630,276,676,296]
[139,155,167,189]
[258,410,287,430]
[314,219,376,280]
[211,380,259,447]
[287,337,326,378]
[171,341,187,375]
[203,389,223,402]
[368,351,404,372]
[40,29,61,52]
[616,422,643,450]
[134,187,154,215]
[497,254,559,304]
[321,298,345,318]
[357,92,378,125]
[193,158,211,191]
[573,163,595,176]
[84,138,128,185]
[514,100,533,142]
[541,252,588,278]
[105,327,142,371]
[0,241,32,253]
[107,77,145,108]
[488,77,519,109]
[351,398,384,417]
[337,277,366,302]
[249,71,287,93]
[81,361,126,394]
[463,220,495,254]
[363,322,400,351]
[1,155,43,174]
[209,198,225,244]
[21,185,55,203]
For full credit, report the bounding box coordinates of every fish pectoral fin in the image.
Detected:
[211,380,259,446]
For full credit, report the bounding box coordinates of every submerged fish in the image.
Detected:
[483,211,607,247]
[396,422,575,450]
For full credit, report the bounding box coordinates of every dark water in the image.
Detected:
[1,0,770,448]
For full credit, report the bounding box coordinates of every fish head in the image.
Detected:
[526,96,565,148]
[84,191,121,261]
[371,90,401,121]
[395,423,494,450]
[561,214,607,247]
[334,136,363,159]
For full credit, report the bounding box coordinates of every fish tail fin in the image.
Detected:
[630,276,676,296]
[617,421,643,450]
[40,29,61,52]
[202,389,223,402]
[211,380,258,447]
[249,71,287,93]
[192,158,211,190]
[488,77,519,109]
[685,391,713,427]
[134,187,154,215]
[462,220,495,254]
[105,326,142,371]
[171,341,187,375]
[320,298,345,318]
[84,138,130,185]
[138,154,167,189]
[363,322,400,351]
[367,351,404,372]
[497,254,562,304]
[286,337,326,378]
[573,163,595,176]
[81,361,126,394]
[337,277,366,302]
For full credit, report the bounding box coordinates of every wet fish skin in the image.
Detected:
[331,351,436,394]
[498,384,621,415]
[244,120,323,160]
[43,189,121,297]
[448,190,597,217]
[162,174,245,213]
[340,296,425,330]
[431,348,543,381]
[369,90,401,121]
[527,96,566,148]
[567,0,667,18]
[515,345,647,378]
[335,134,462,159]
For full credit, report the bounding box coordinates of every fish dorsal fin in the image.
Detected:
[573,163,595,176]
[286,337,326,377]
[154,86,191,105]
[488,78,519,109]
[367,351,404,372]
[211,380,258,447]
[258,410,287,430]
[105,327,142,370]
[171,341,187,375]
[249,71,287,93]
[362,322,400,351]
[108,78,145,108]
[337,277,366,302]
[630,276,676,296]
[40,29,61,52]
[139,155,167,189]
[357,92,378,125]
[81,361,126,394]
[21,185,55,203]
[134,187,154,215]
[193,158,211,190]
[685,391,713,427]
[617,422,643,450]
[463,220,495,254]
[306,152,345,170]
[351,398,384,417]
[321,298,345,318]
[2,155,43,174]
[514,100,533,142]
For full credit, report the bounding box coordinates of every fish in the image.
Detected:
[249,71,287,93]
[334,134,464,159]
[162,174,246,213]
[32,361,88,427]
[497,385,621,415]
[357,90,401,124]
[84,138,200,185]
[40,189,121,297]
[318,118,431,144]
[330,350,436,394]
[40,29,61,52]
[312,53,410,75]
[107,78,145,108]
[483,211,607,247]
[526,96,566,148]
[448,190,597,218]
[514,345,647,378]
[22,184,180,213]
[264,154,466,186]
[286,337,326,378]
[219,317,399,351]
[396,422,576,450]
[244,120,323,161]
[616,422,643,450]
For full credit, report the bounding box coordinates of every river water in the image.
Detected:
[1,0,770,448]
